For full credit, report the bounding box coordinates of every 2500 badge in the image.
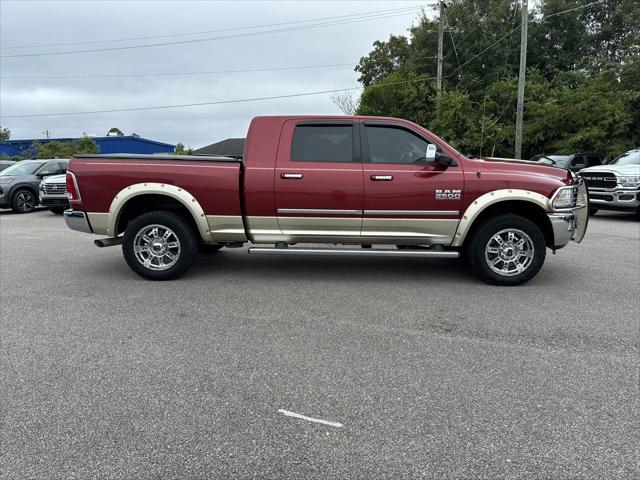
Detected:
[435,189,461,200]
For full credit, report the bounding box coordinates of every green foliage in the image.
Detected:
[33,136,99,158]
[355,0,640,159]
[107,127,124,136]
[0,126,10,141]
[175,142,193,155]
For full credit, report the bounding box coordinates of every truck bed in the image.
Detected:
[68,153,245,241]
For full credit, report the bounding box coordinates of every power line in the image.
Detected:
[0,5,427,50]
[0,62,355,80]
[0,0,606,119]
[0,9,423,58]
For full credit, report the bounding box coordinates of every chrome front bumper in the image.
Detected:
[64,209,93,234]
[588,187,640,210]
[548,179,589,249]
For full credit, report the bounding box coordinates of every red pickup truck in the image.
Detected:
[64,115,588,285]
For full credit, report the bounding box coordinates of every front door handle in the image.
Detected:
[370,175,393,181]
[281,173,303,179]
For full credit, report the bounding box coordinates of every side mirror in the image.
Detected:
[435,155,453,167]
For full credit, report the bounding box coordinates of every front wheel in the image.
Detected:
[466,214,546,286]
[122,211,199,280]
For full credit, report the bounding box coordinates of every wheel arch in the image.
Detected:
[11,183,39,201]
[453,190,554,248]
[107,183,211,241]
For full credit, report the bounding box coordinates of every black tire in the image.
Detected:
[122,210,199,280]
[11,189,37,213]
[49,207,66,215]
[466,214,546,286]
[589,208,598,216]
[199,244,223,254]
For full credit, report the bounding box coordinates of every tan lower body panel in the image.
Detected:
[87,212,109,235]
[247,215,458,245]
[361,218,458,244]
[206,215,247,242]
[278,216,362,236]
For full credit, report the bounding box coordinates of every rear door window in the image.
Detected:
[291,125,353,163]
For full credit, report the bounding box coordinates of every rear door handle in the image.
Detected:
[370,175,393,181]
[281,173,303,179]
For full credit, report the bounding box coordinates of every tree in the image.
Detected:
[33,136,98,158]
[354,0,640,159]
[330,91,359,115]
[0,126,10,141]
[106,127,124,136]
[175,143,193,155]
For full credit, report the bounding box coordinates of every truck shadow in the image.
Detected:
[187,250,476,284]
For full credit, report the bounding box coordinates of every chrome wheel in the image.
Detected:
[484,228,535,277]
[16,191,35,212]
[133,224,181,271]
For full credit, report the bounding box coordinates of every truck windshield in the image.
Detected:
[0,161,43,176]
[610,151,640,165]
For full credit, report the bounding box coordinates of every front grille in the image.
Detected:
[43,183,67,195]
[579,172,617,189]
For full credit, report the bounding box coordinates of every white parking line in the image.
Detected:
[277,409,343,428]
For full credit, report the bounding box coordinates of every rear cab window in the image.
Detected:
[291,125,354,163]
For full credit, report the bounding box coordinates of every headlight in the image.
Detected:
[552,187,575,209]
[0,178,15,185]
[618,176,640,187]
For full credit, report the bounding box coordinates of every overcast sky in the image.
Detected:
[0,0,431,148]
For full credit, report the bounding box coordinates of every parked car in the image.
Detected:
[0,159,68,213]
[63,115,588,286]
[39,173,69,214]
[579,148,640,216]
[0,160,16,172]
[530,153,604,172]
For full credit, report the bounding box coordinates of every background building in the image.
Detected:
[194,138,245,157]
[0,135,175,157]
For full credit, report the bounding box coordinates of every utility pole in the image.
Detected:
[514,0,528,159]
[436,1,444,104]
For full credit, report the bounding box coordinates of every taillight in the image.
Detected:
[66,171,81,201]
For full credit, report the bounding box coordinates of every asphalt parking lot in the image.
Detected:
[1,209,638,479]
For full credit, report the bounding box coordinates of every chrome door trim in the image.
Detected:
[364,210,459,216]
[277,208,363,215]
[370,175,394,181]
[280,173,303,179]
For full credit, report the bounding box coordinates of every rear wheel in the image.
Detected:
[466,214,546,286]
[11,189,36,213]
[122,211,198,280]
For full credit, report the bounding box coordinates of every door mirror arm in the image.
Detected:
[435,155,454,167]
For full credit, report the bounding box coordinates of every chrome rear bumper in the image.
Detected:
[64,209,93,234]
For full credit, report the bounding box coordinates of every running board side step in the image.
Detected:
[248,246,459,258]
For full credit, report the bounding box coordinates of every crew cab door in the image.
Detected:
[274,120,363,241]
[361,122,463,244]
